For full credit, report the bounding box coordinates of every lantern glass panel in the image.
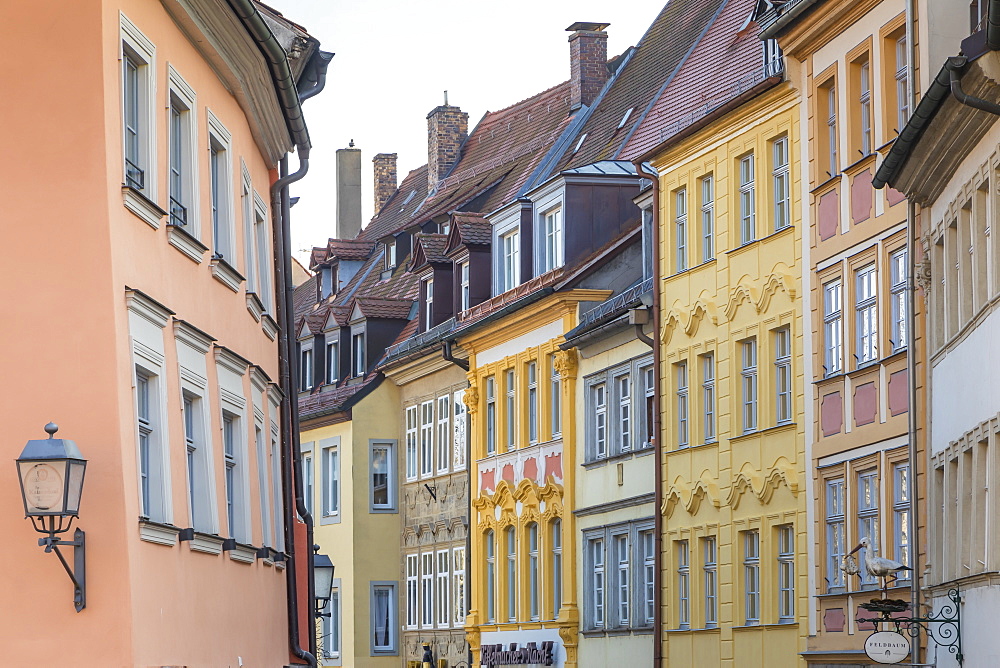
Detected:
[18,459,68,515]
[66,460,87,515]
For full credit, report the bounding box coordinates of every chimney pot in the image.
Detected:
[567,22,610,110]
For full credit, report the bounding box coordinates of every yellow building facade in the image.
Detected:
[652,84,807,666]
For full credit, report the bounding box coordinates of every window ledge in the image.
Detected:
[246,291,264,322]
[262,313,278,340]
[189,532,225,555]
[167,223,208,263]
[584,446,652,468]
[319,513,341,526]
[211,256,245,293]
[122,185,166,229]
[227,542,258,564]
[138,519,179,546]
[728,422,797,444]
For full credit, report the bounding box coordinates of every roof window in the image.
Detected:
[617,107,634,130]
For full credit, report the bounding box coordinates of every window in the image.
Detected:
[406,554,419,629]
[856,264,879,366]
[501,229,520,292]
[423,277,434,330]
[208,121,233,261]
[528,523,540,620]
[740,154,756,244]
[675,188,688,271]
[370,583,397,654]
[527,362,538,444]
[270,423,285,551]
[764,38,783,75]
[676,362,688,447]
[302,450,313,516]
[550,355,562,437]
[300,345,314,392]
[486,376,497,456]
[255,425,271,544]
[453,390,468,471]
[638,365,655,449]
[485,530,496,623]
[616,374,632,452]
[642,206,654,280]
[182,394,201,528]
[353,332,365,376]
[168,90,193,227]
[505,369,516,450]
[460,261,471,311]
[386,239,397,269]
[322,442,339,517]
[541,207,563,272]
[135,369,165,521]
[823,80,838,177]
[222,412,241,539]
[437,395,450,474]
[823,280,843,375]
[614,533,630,627]
[241,175,253,290]
[453,546,467,626]
[778,525,795,622]
[893,463,911,573]
[741,339,758,433]
[701,354,715,443]
[774,328,792,425]
[895,36,910,131]
[121,16,154,195]
[857,470,879,587]
[772,137,790,231]
[701,176,714,262]
[826,478,846,592]
[552,519,563,619]
[703,537,717,627]
[254,205,272,310]
[405,405,418,481]
[321,586,341,659]
[422,552,434,627]
[858,58,872,156]
[370,442,395,511]
[436,549,450,627]
[420,400,434,478]
[326,341,338,384]
[641,530,655,626]
[890,249,908,351]
[593,382,607,458]
[506,526,517,621]
[676,540,690,629]
[744,530,760,625]
[591,536,606,628]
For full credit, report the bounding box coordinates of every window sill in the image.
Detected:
[122,185,166,229]
[663,626,720,634]
[246,292,264,322]
[167,223,208,263]
[319,513,341,526]
[810,173,842,195]
[261,313,278,340]
[227,541,257,564]
[663,257,717,281]
[728,422,797,444]
[583,445,654,468]
[816,582,911,598]
[189,531,225,555]
[725,225,795,257]
[211,256,245,293]
[138,519,179,546]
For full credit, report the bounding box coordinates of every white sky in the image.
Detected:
[264,0,662,264]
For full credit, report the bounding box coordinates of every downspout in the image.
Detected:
[299,51,334,103]
[271,150,315,667]
[442,339,470,370]
[948,56,1000,115]
[634,161,662,668]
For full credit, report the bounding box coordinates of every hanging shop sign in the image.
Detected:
[480,641,556,668]
[864,631,910,664]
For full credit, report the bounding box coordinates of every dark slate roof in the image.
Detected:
[624,0,778,160]
[563,277,653,343]
[549,0,728,172]
[560,160,637,176]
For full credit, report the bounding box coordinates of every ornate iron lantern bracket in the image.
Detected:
[856,588,963,665]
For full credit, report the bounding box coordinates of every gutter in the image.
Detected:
[948,56,1000,115]
[633,161,662,668]
[758,0,823,41]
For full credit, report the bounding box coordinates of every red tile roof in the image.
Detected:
[310,239,376,268]
[445,212,492,255]
[354,297,413,320]
[411,233,450,271]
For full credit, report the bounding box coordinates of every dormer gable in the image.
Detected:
[410,233,453,331]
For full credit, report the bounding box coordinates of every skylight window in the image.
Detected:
[617,108,634,130]
[400,189,417,211]
[573,133,587,154]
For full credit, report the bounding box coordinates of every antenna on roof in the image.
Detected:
[444,90,449,106]
[349,138,355,147]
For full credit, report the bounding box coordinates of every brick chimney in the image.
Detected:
[372,153,397,216]
[336,141,362,239]
[427,95,468,193]
[567,22,610,110]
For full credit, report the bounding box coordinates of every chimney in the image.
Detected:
[336,141,362,239]
[427,93,468,193]
[566,22,610,110]
[372,153,398,216]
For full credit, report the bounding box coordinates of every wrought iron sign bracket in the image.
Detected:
[856,588,963,665]
[38,528,86,612]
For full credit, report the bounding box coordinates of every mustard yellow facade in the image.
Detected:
[653,84,808,666]
[461,291,609,668]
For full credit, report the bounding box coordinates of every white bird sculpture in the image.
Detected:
[847,536,912,592]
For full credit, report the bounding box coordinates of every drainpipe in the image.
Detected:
[948,56,1000,115]
[633,161,662,668]
[442,339,470,370]
[271,150,315,667]
[299,51,334,103]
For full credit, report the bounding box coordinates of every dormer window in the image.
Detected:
[423,277,434,330]
[440,221,450,236]
[352,332,365,376]
[460,261,471,311]
[385,240,397,270]
[300,344,314,392]
[500,229,520,293]
[539,207,563,274]
[327,340,339,384]
[320,266,335,299]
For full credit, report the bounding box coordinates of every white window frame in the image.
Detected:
[135,366,169,523]
[676,540,690,629]
[453,546,467,626]
[120,14,156,199]
[676,362,688,447]
[744,530,760,625]
[826,477,846,592]
[486,376,497,456]
[405,405,418,481]
[642,365,655,449]
[772,136,790,231]
[893,463,911,573]
[460,261,471,311]
[370,582,397,655]
[182,391,215,533]
[824,279,843,375]
[322,440,339,518]
[742,339,758,433]
[550,355,562,438]
[617,373,632,452]
[269,401,285,552]
[859,59,872,156]
[421,552,435,628]
[891,248,908,351]
[856,263,879,366]
[778,524,795,622]
[703,536,717,628]
[352,331,366,377]
[701,354,716,443]
[506,526,517,622]
[321,581,342,659]
[701,175,714,262]
[486,530,496,623]
[675,188,687,271]
[436,395,450,474]
[326,340,338,384]
[253,420,272,546]
[253,193,272,312]
[552,519,563,620]
[540,206,564,273]
[505,369,516,451]
[896,36,910,131]
[420,400,434,478]
[593,381,607,458]
[207,111,234,262]
[301,449,314,517]
[857,469,880,588]
[826,82,838,176]
[640,529,655,626]
[370,441,396,512]
[613,532,630,628]
[591,536,606,629]
[167,66,197,232]
[241,166,254,291]
[385,239,397,269]
[739,154,756,245]
[436,549,450,628]
[453,390,468,471]
[500,228,520,293]
[423,276,434,330]
[527,362,538,444]
[222,409,247,542]
[406,553,419,629]
[774,327,792,425]
[528,522,540,621]
[300,339,314,392]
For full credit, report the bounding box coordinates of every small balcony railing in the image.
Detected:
[169,196,188,227]
[124,158,144,191]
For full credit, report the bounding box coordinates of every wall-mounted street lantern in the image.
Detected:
[15,423,87,612]
[313,549,335,617]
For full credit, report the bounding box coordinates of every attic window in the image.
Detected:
[401,189,417,209]
[572,133,587,154]
[385,240,397,269]
[617,108,634,130]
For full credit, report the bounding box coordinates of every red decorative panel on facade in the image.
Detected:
[523,457,538,482]
[545,452,563,481]
[501,463,515,483]
[889,369,909,416]
[818,189,839,240]
[821,391,843,436]
[854,381,878,426]
[851,169,873,224]
[481,469,495,493]
[823,608,845,632]
[886,185,906,206]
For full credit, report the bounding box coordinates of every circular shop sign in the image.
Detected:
[865,631,910,664]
